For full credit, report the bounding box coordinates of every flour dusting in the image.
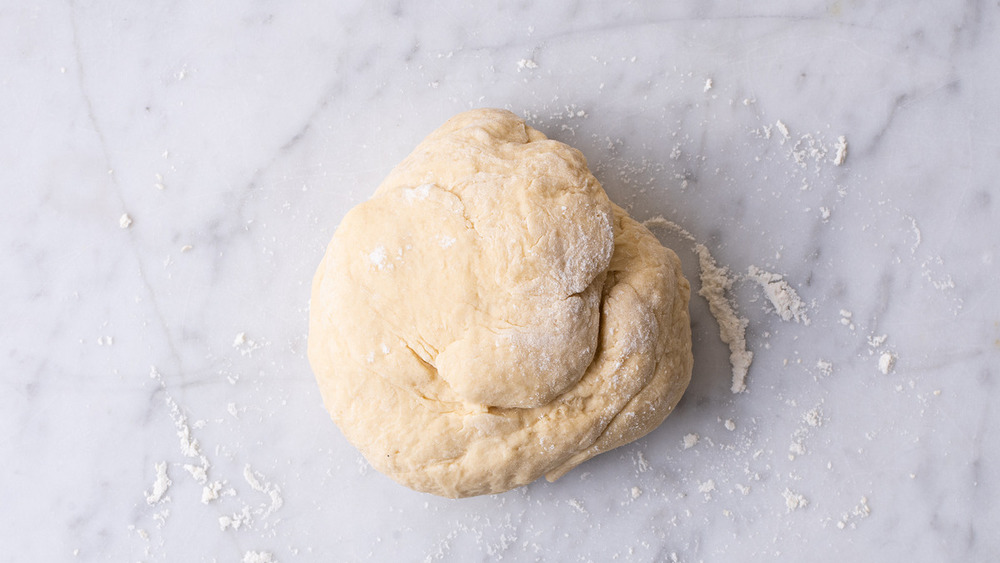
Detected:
[641,216,696,242]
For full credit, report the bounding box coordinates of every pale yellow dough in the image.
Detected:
[308,109,693,498]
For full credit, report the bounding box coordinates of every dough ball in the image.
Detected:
[308,108,693,498]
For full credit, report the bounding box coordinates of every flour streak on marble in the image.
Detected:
[2,1,999,561]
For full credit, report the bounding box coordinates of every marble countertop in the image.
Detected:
[4,2,999,561]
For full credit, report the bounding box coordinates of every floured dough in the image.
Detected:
[308,109,693,498]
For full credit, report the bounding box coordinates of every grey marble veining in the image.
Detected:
[2,1,999,561]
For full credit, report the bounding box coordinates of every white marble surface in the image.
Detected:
[3,1,999,561]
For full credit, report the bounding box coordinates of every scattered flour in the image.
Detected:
[803,408,823,427]
[837,496,872,529]
[698,479,717,494]
[243,552,277,563]
[782,489,809,512]
[202,481,223,504]
[907,216,922,254]
[833,136,848,166]
[696,244,753,393]
[682,433,700,449]
[775,120,791,141]
[119,213,133,229]
[184,464,207,485]
[146,462,171,505]
[878,352,896,374]
[867,334,888,350]
[634,450,651,473]
[642,217,752,392]
[641,216,696,242]
[516,58,539,71]
[149,366,207,463]
[839,309,855,331]
[244,465,284,518]
[747,266,810,325]
[220,506,253,531]
[233,332,264,357]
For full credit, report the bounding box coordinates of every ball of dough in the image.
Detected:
[308,109,693,498]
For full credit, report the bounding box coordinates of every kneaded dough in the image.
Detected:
[308,108,693,498]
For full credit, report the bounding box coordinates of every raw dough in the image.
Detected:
[308,109,693,497]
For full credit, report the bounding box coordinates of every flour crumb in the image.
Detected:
[682,433,700,449]
[516,58,539,71]
[220,506,252,531]
[243,551,277,563]
[775,120,791,140]
[149,366,207,462]
[878,352,896,374]
[833,136,848,165]
[698,479,717,494]
[908,216,922,254]
[695,244,753,393]
[816,359,833,376]
[244,465,284,517]
[747,266,810,324]
[804,408,823,427]
[232,332,263,357]
[119,213,133,229]
[145,462,172,505]
[839,309,855,330]
[782,489,809,512]
[703,78,713,92]
[630,486,643,500]
[183,463,207,485]
[181,245,193,252]
[724,419,736,431]
[838,496,872,529]
[202,481,223,504]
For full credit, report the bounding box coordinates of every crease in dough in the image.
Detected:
[308,108,693,498]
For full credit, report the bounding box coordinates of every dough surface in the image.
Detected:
[308,109,693,498]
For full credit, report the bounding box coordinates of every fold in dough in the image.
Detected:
[308,108,693,498]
